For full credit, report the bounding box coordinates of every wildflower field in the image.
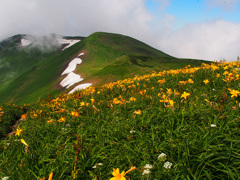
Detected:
[1,60,240,179]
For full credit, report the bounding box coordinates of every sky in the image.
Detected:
[0,0,240,61]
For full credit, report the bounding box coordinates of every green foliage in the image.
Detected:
[0,104,26,139]
[0,32,211,105]
[0,61,240,179]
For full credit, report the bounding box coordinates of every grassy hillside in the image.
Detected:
[69,32,209,90]
[0,32,210,104]
[0,60,239,179]
[0,35,85,104]
[0,35,61,84]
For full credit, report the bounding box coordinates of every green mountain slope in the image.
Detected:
[71,32,209,87]
[0,32,211,104]
[0,35,85,104]
[0,35,61,84]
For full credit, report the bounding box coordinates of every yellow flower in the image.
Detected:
[112,98,122,104]
[80,102,85,106]
[211,65,219,71]
[110,166,136,180]
[31,113,38,119]
[158,79,165,84]
[133,109,142,115]
[14,127,23,136]
[179,81,187,85]
[203,79,209,84]
[110,168,126,180]
[21,114,27,120]
[168,99,175,107]
[70,111,80,117]
[47,119,55,123]
[90,98,95,103]
[166,88,173,95]
[129,97,136,101]
[228,88,240,98]
[181,92,190,99]
[20,139,29,147]
[48,172,53,180]
[58,117,65,122]
[188,79,194,84]
[174,90,180,96]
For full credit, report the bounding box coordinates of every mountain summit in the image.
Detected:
[0,32,210,104]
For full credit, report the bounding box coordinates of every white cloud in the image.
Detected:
[0,0,154,44]
[0,0,240,62]
[157,20,240,61]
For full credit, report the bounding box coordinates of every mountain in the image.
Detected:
[0,32,211,104]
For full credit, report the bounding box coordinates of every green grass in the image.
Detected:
[0,32,211,105]
[0,60,240,179]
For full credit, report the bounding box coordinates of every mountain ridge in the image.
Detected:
[0,32,211,104]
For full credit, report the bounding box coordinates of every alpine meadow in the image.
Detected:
[0,32,240,179]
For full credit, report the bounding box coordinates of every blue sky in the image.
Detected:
[144,0,240,61]
[146,0,240,28]
[0,0,240,61]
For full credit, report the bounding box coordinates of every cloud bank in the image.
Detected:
[0,0,240,61]
[157,20,240,61]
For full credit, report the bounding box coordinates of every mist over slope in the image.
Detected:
[0,32,211,104]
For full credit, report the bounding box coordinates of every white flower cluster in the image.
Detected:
[158,152,173,169]
[142,152,173,176]
[211,124,216,128]
[92,162,103,169]
[130,129,136,133]
[142,164,153,175]
[2,177,9,180]
[158,153,167,161]
[163,161,173,169]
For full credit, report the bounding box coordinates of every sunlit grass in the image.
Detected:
[1,60,240,179]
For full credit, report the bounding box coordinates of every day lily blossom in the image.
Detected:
[48,172,53,180]
[20,139,29,147]
[228,88,240,98]
[14,127,23,136]
[203,79,209,84]
[21,114,27,120]
[110,166,136,180]
[181,92,190,99]
[58,117,65,122]
[133,109,142,115]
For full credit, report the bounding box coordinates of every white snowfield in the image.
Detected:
[21,39,32,46]
[61,53,84,75]
[20,38,80,51]
[60,52,92,93]
[68,83,92,94]
[60,72,83,89]
[20,37,91,93]
[57,39,80,51]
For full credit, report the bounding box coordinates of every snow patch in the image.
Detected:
[57,39,80,51]
[21,39,32,46]
[60,52,92,91]
[60,72,83,88]
[68,83,92,94]
[61,53,84,75]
